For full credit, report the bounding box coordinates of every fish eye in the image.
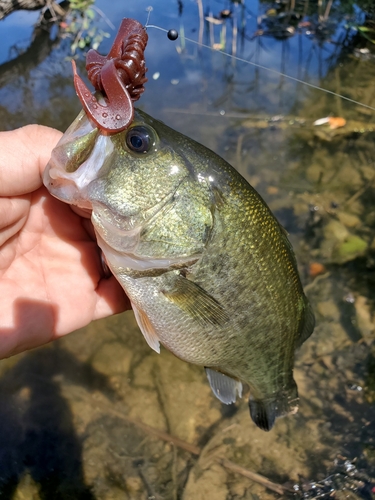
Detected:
[125,126,155,154]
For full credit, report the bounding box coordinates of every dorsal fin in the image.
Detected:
[296,299,315,348]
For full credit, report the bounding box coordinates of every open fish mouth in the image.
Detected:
[42,115,114,209]
[43,164,84,206]
[43,175,92,212]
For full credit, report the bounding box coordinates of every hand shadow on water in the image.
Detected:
[0,301,118,499]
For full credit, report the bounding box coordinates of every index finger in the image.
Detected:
[0,125,62,196]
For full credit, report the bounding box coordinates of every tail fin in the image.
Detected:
[248,380,299,432]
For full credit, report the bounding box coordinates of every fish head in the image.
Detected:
[44,108,214,266]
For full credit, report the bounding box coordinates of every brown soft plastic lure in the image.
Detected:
[72,18,148,134]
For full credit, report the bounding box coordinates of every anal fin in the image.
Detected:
[132,303,160,354]
[205,367,242,404]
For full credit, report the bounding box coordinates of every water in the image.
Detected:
[0,0,375,498]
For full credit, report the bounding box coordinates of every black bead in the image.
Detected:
[167,29,178,41]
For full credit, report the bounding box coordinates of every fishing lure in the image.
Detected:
[72,18,148,133]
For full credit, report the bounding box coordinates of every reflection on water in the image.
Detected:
[1,0,375,498]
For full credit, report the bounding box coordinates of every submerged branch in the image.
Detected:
[0,24,59,89]
[221,459,285,495]
[69,385,288,496]
[0,0,66,20]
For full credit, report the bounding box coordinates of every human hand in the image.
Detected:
[0,125,130,359]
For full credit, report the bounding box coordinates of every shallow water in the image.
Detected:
[1,0,375,498]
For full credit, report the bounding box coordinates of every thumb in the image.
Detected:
[0,125,62,196]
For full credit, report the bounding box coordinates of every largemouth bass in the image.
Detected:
[43,108,314,431]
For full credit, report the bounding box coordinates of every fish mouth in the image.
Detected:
[44,162,93,220]
[43,158,93,210]
[43,130,114,209]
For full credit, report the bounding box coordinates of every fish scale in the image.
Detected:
[44,107,314,432]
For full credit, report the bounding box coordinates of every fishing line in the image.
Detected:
[145,23,375,113]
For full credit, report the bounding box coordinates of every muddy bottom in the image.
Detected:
[0,272,374,500]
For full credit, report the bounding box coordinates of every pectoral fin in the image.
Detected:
[162,275,229,326]
[132,303,160,353]
[205,368,242,404]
